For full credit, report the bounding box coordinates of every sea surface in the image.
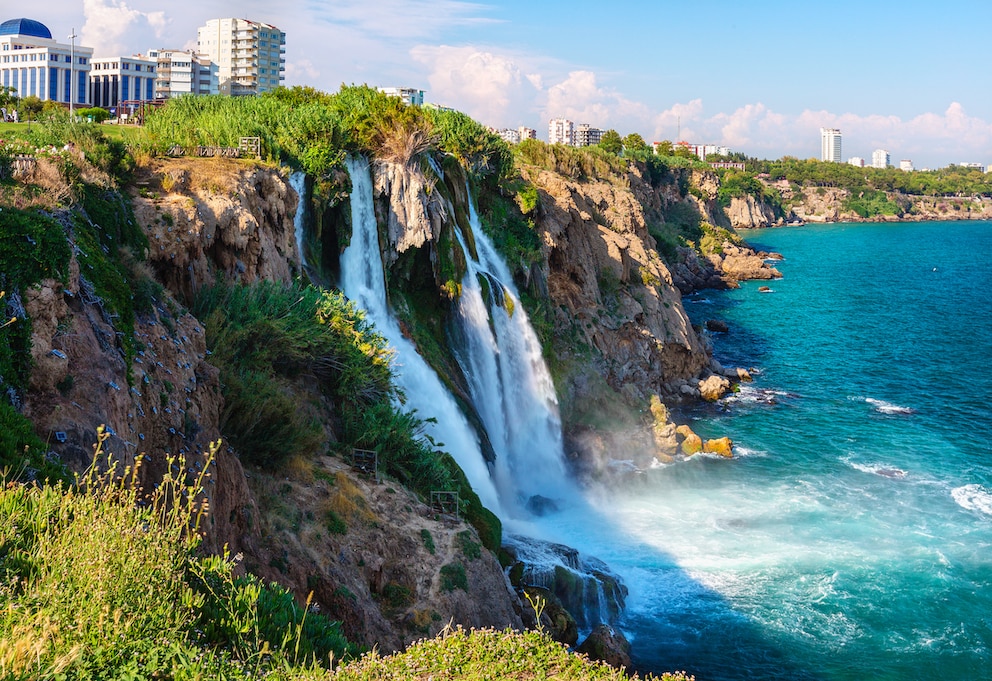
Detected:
[526,220,992,680]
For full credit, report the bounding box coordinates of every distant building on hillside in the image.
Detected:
[820,128,842,162]
[548,117,574,145]
[197,18,285,96]
[380,87,424,106]
[0,17,92,106]
[146,49,218,99]
[88,54,157,111]
[494,128,520,144]
[518,126,537,141]
[848,157,865,167]
[709,161,746,170]
[899,160,914,172]
[959,162,986,172]
[872,149,890,169]
[574,123,603,147]
[680,143,730,160]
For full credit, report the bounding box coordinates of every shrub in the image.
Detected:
[440,562,468,592]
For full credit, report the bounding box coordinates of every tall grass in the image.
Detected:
[0,429,356,679]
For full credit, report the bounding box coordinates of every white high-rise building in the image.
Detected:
[872,149,890,169]
[518,126,537,141]
[0,17,92,107]
[196,18,285,96]
[147,49,218,99]
[899,160,914,172]
[848,157,865,167]
[548,117,574,145]
[821,128,842,162]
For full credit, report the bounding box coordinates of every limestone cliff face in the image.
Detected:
[130,158,302,302]
[726,194,779,228]
[523,166,710,403]
[20,159,522,656]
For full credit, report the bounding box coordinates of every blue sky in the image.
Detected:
[21,1,992,167]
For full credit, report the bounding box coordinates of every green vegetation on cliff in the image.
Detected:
[0,439,356,680]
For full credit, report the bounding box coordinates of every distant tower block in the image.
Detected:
[820,128,842,163]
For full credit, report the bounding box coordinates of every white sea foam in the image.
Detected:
[733,446,768,458]
[847,461,908,479]
[952,484,992,517]
[851,396,916,415]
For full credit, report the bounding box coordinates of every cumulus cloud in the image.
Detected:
[81,0,167,56]
[544,70,650,132]
[411,45,542,126]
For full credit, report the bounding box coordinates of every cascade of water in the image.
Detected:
[338,155,502,514]
[289,171,308,272]
[449,187,571,511]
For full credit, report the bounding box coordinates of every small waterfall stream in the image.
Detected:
[289,171,309,273]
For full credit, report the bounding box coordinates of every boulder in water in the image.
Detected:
[706,319,729,333]
[704,437,734,458]
[698,374,731,401]
[676,425,703,456]
[577,624,632,670]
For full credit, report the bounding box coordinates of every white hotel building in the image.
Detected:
[0,18,92,107]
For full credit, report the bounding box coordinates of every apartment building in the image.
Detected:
[821,128,842,163]
[574,123,603,147]
[379,87,425,106]
[147,49,218,99]
[548,117,574,145]
[872,149,890,169]
[197,18,285,96]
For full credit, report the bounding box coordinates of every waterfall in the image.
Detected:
[289,171,309,272]
[338,156,623,632]
[449,188,571,513]
[338,156,502,514]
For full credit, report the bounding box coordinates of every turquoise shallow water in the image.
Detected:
[580,221,992,680]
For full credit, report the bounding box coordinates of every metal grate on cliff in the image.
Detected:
[430,491,459,519]
[349,448,379,483]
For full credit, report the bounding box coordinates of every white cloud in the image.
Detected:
[285,59,319,83]
[81,0,167,56]
[544,70,650,132]
[411,45,542,126]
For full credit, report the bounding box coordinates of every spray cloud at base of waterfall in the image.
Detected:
[338,155,502,514]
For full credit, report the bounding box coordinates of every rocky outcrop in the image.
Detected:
[577,624,633,670]
[524,166,710,405]
[130,158,302,303]
[708,243,782,281]
[726,194,780,228]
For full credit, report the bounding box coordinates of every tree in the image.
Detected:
[622,132,649,154]
[654,139,674,156]
[0,85,17,110]
[599,129,622,155]
[19,95,43,121]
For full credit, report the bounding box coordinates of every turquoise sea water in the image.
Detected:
[553,220,992,680]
